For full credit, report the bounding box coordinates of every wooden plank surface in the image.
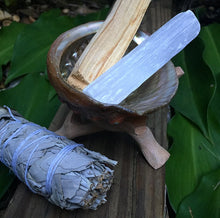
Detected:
[2,1,172,217]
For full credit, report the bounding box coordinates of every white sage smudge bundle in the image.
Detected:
[0,106,117,210]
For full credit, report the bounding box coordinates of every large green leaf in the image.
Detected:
[176,168,220,218]
[200,24,220,145]
[5,10,75,84]
[0,71,60,127]
[167,23,220,213]
[200,24,220,75]
[6,8,108,84]
[171,38,214,137]
[0,22,26,66]
[166,113,220,211]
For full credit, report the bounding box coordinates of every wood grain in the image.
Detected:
[2,1,172,217]
[67,0,151,90]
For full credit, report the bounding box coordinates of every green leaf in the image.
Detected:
[171,38,214,137]
[206,72,220,147]
[166,113,220,211]
[0,67,2,81]
[5,8,108,84]
[176,168,220,218]
[48,87,57,102]
[200,24,220,145]
[167,24,220,213]
[0,164,14,200]
[4,0,16,7]
[200,24,220,75]
[0,72,60,127]
[0,22,26,66]
[5,10,75,84]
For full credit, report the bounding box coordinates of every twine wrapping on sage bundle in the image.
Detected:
[0,106,117,210]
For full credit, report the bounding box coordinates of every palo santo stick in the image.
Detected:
[67,0,151,90]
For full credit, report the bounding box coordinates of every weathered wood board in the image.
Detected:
[2,1,172,217]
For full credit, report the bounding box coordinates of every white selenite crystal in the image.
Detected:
[83,10,200,105]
